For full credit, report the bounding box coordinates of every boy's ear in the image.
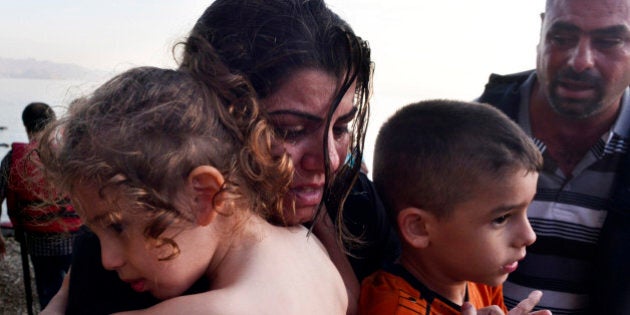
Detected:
[187,165,225,226]
[397,207,434,248]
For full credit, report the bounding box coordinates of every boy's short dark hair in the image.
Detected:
[373,99,542,219]
[22,102,55,133]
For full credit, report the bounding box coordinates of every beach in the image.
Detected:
[0,233,40,314]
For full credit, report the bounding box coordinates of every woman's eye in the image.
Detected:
[332,124,349,139]
[276,125,306,140]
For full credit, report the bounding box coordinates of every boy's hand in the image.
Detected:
[461,290,552,315]
[507,291,551,315]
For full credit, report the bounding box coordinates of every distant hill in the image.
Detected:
[0,57,106,80]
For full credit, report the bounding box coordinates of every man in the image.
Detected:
[478,0,630,313]
[0,102,82,309]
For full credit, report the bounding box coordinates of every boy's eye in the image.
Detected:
[492,214,510,225]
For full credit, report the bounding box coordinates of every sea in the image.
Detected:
[0,77,105,223]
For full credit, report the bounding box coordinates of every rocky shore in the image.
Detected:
[1,235,40,314]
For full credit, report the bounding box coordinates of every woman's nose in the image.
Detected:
[301,132,341,173]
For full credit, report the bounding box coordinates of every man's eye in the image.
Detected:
[550,34,577,47]
[594,37,624,49]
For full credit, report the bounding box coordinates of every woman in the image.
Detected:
[47,1,399,314]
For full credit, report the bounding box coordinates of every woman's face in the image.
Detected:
[261,69,357,225]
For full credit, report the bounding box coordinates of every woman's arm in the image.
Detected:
[312,212,359,315]
[40,271,70,315]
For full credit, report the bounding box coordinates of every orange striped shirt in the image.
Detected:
[359,265,507,315]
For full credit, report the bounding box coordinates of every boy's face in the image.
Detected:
[425,169,538,287]
[72,184,214,300]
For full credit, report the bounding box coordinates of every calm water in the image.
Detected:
[0,78,104,151]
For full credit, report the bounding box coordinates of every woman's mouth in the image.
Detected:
[290,185,323,207]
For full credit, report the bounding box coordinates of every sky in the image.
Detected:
[0,0,546,168]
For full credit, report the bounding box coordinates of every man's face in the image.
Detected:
[536,0,630,119]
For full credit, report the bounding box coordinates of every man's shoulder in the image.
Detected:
[478,70,534,120]
[485,70,534,87]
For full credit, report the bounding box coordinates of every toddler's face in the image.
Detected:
[72,184,214,300]
[424,170,538,286]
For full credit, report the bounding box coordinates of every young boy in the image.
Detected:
[359,100,543,314]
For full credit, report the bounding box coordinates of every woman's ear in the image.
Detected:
[397,207,434,249]
[187,165,225,226]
